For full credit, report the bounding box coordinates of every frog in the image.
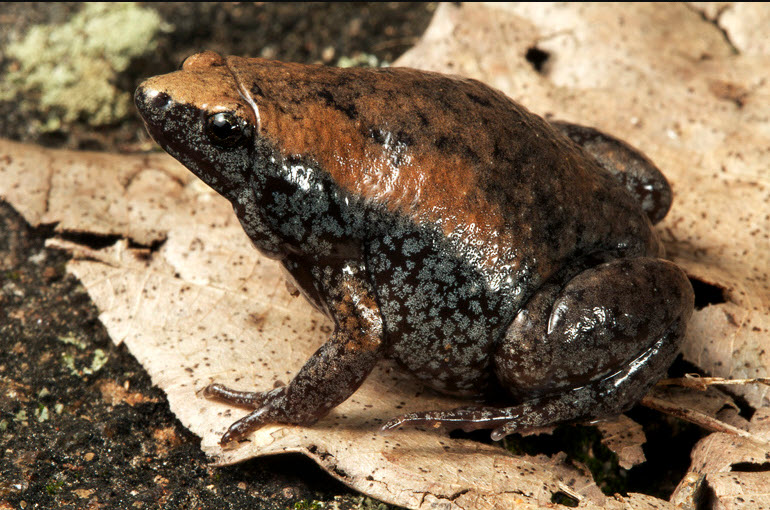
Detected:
[134,51,694,445]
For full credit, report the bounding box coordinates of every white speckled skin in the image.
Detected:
[135,52,694,444]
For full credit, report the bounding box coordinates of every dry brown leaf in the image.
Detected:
[673,435,770,509]
[648,384,738,419]
[0,138,193,245]
[647,377,770,434]
[714,3,770,55]
[595,416,647,470]
[672,409,770,508]
[690,408,770,475]
[748,407,770,441]
[689,432,770,476]
[3,2,770,509]
[703,472,770,510]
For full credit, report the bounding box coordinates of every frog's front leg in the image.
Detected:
[204,260,384,445]
[383,257,693,440]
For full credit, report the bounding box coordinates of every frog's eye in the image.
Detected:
[206,112,251,148]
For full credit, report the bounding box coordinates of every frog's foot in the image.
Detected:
[202,384,285,444]
[204,386,296,445]
[202,383,273,409]
[383,320,684,441]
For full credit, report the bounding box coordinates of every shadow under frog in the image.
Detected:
[134,51,694,445]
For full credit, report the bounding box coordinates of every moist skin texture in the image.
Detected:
[135,51,694,444]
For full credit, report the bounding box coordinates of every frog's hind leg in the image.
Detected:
[382,257,694,440]
[550,121,673,224]
[383,328,679,440]
[382,322,683,440]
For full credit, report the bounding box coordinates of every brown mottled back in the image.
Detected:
[226,56,656,277]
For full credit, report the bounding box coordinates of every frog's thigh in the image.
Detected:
[496,257,693,399]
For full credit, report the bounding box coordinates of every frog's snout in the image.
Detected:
[134,80,181,150]
[134,81,173,122]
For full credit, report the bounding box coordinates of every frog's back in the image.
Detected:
[227,58,658,289]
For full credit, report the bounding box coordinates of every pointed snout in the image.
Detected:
[134,80,172,125]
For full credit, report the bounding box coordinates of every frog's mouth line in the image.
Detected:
[224,60,261,133]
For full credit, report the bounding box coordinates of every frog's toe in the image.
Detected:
[220,408,270,444]
[202,383,271,409]
[381,406,519,434]
[381,411,444,432]
[216,387,291,444]
[219,402,292,445]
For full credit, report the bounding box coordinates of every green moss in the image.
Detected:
[293,500,324,510]
[13,409,28,423]
[62,352,78,375]
[336,53,387,68]
[1,3,170,130]
[58,332,87,349]
[4,270,21,281]
[355,496,393,510]
[45,477,66,495]
[86,348,108,374]
[290,497,398,510]
[61,348,108,376]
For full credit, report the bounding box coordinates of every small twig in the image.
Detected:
[656,374,770,392]
[45,237,127,267]
[641,395,768,444]
[555,482,583,503]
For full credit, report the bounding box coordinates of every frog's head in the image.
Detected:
[135,51,261,202]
